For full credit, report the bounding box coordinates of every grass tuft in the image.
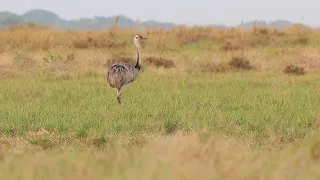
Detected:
[91,136,108,148]
[164,119,179,134]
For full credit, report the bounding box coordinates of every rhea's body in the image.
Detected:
[106,34,147,104]
[107,62,139,89]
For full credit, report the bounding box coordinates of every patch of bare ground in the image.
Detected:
[0,65,19,78]
[298,55,320,71]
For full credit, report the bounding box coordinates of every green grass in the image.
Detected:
[1,70,320,142]
[1,69,320,179]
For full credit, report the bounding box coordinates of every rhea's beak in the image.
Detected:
[142,36,148,40]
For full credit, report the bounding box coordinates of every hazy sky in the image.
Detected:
[1,0,319,27]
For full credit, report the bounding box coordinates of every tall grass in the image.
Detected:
[0,25,315,51]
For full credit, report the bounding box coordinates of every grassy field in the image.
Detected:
[1,25,320,179]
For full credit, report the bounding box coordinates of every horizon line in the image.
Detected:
[0,8,317,28]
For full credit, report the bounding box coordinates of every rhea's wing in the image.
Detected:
[107,63,138,88]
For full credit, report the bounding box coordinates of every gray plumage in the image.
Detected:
[106,34,148,104]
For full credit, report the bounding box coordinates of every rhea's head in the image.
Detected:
[133,34,148,45]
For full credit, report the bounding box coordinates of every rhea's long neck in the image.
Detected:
[135,42,142,70]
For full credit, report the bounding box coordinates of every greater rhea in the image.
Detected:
[106,34,148,104]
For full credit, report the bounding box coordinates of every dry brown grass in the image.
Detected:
[220,39,243,51]
[197,62,230,73]
[174,27,218,46]
[196,56,254,73]
[72,37,98,49]
[144,56,176,69]
[0,24,319,76]
[105,55,135,67]
[0,24,314,51]
[0,131,320,179]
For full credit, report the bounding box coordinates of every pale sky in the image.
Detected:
[1,0,319,27]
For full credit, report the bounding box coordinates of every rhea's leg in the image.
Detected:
[116,89,122,104]
[117,83,132,105]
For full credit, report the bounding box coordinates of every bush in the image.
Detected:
[228,56,254,70]
[283,64,305,75]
